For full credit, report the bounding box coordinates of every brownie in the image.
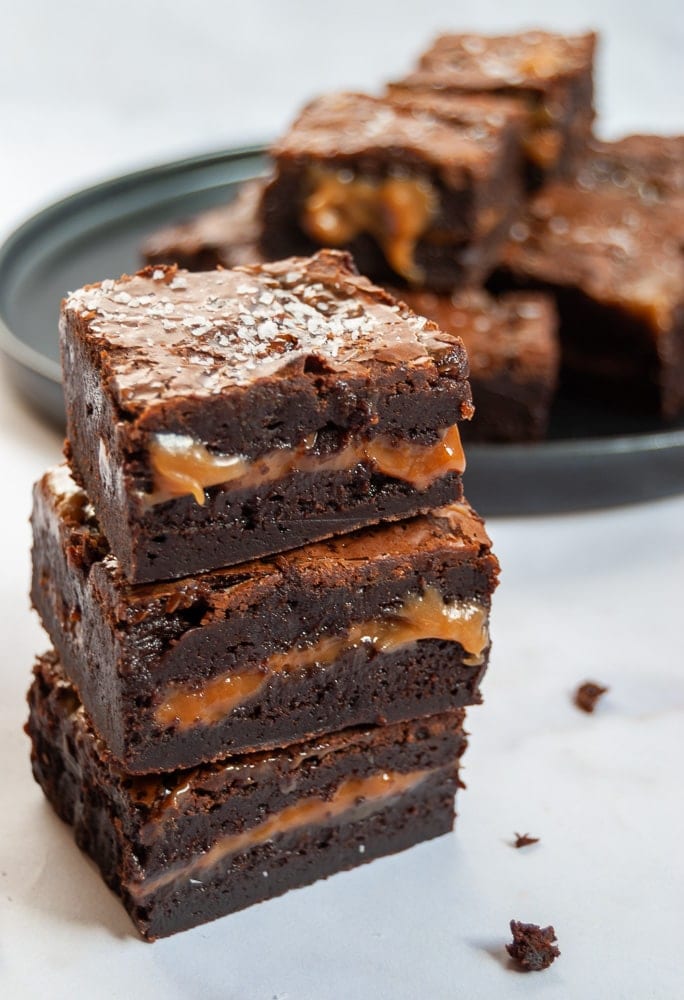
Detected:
[391,30,596,188]
[27,650,467,940]
[61,250,474,584]
[32,464,498,773]
[491,137,684,419]
[259,92,523,291]
[142,180,266,271]
[393,289,559,442]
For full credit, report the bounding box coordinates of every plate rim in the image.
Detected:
[1,143,683,459]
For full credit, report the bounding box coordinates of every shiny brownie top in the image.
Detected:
[60,250,469,413]
[385,88,524,136]
[397,289,558,380]
[270,92,516,172]
[416,30,596,89]
[577,135,684,202]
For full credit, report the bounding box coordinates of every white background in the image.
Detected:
[1,2,683,998]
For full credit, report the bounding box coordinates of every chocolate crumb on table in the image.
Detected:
[574,681,609,713]
[507,920,560,971]
[513,832,540,848]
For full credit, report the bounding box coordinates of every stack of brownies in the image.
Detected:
[27,249,499,939]
[144,28,684,431]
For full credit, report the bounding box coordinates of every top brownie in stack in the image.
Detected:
[61,249,474,583]
[389,30,596,188]
[260,91,523,291]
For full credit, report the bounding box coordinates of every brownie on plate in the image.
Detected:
[141,180,266,271]
[61,250,473,583]
[391,30,596,188]
[492,136,684,418]
[396,289,559,441]
[32,464,498,773]
[27,650,467,940]
[260,92,522,290]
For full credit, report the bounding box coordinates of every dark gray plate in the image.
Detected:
[1,145,683,515]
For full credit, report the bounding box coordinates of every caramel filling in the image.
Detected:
[302,168,437,282]
[155,586,488,730]
[129,766,432,900]
[147,424,465,506]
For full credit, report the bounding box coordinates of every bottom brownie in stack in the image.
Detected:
[28,652,467,941]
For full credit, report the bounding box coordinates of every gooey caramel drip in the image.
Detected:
[302,168,437,282]
[155,586,488,730]
[147,424,465,506]
[128,766,432,900]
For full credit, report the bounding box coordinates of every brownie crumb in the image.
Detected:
[507,920,560,971]
[513,832,540,849]
[574,681,609,713]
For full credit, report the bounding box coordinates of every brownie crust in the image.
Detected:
[27,651,467,940]
[31,465,498,773]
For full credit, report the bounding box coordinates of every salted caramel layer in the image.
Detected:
[129,766,433,900]
[155,585,488,730]
[302,168,437,282]
[147,424,465,506]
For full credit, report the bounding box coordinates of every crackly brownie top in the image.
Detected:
[385,88,525,140]
[270,92,513,173]
[60,250,468,413]
[142,179,266,268]
[39,464,495,604]
[577,135,684,203]
[417,30,596,89]
[502,150,684,325]
[397,289,558,380]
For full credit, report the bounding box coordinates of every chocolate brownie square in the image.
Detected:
[260,92,523,290]
[61,250,473,583]
[492,136,684,418]
[32,464,498,773]
[396,289,559,441]
[142,179,266,271]
[27,650,467,940]
[392,30,596,188]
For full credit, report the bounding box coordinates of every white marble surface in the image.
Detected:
[1,3,683,997]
